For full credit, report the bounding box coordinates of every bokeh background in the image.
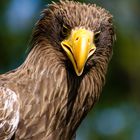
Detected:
[0,0,140,140]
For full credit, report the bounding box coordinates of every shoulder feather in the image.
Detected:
[0,87,20,140]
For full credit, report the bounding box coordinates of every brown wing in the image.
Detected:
[0,87,20,140]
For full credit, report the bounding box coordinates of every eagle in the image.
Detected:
[0,1,115,140]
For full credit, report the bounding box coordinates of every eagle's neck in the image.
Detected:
[0,44,110,140]
[0,44,65,85]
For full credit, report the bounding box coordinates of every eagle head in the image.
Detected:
[31,0,115,77]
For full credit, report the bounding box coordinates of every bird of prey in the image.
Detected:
[0,0,115,140]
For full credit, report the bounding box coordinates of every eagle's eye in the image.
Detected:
[61,25,70,38]
[94,31,101,43]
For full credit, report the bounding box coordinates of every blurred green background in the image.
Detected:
[0,0,140,140]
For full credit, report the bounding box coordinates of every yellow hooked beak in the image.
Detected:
[61,28,96,76]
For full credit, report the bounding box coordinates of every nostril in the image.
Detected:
[75,37,79,41]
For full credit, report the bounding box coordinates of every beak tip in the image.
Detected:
[76,69,84,76]
[76,73,82,76]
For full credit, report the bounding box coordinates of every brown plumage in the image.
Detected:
[0,1,115,140]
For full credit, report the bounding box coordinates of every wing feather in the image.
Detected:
[0,87,20,140]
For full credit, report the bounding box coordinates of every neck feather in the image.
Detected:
[0,43,111,139]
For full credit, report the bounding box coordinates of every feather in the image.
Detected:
[0,87,19,140]
[0,1,115,139]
